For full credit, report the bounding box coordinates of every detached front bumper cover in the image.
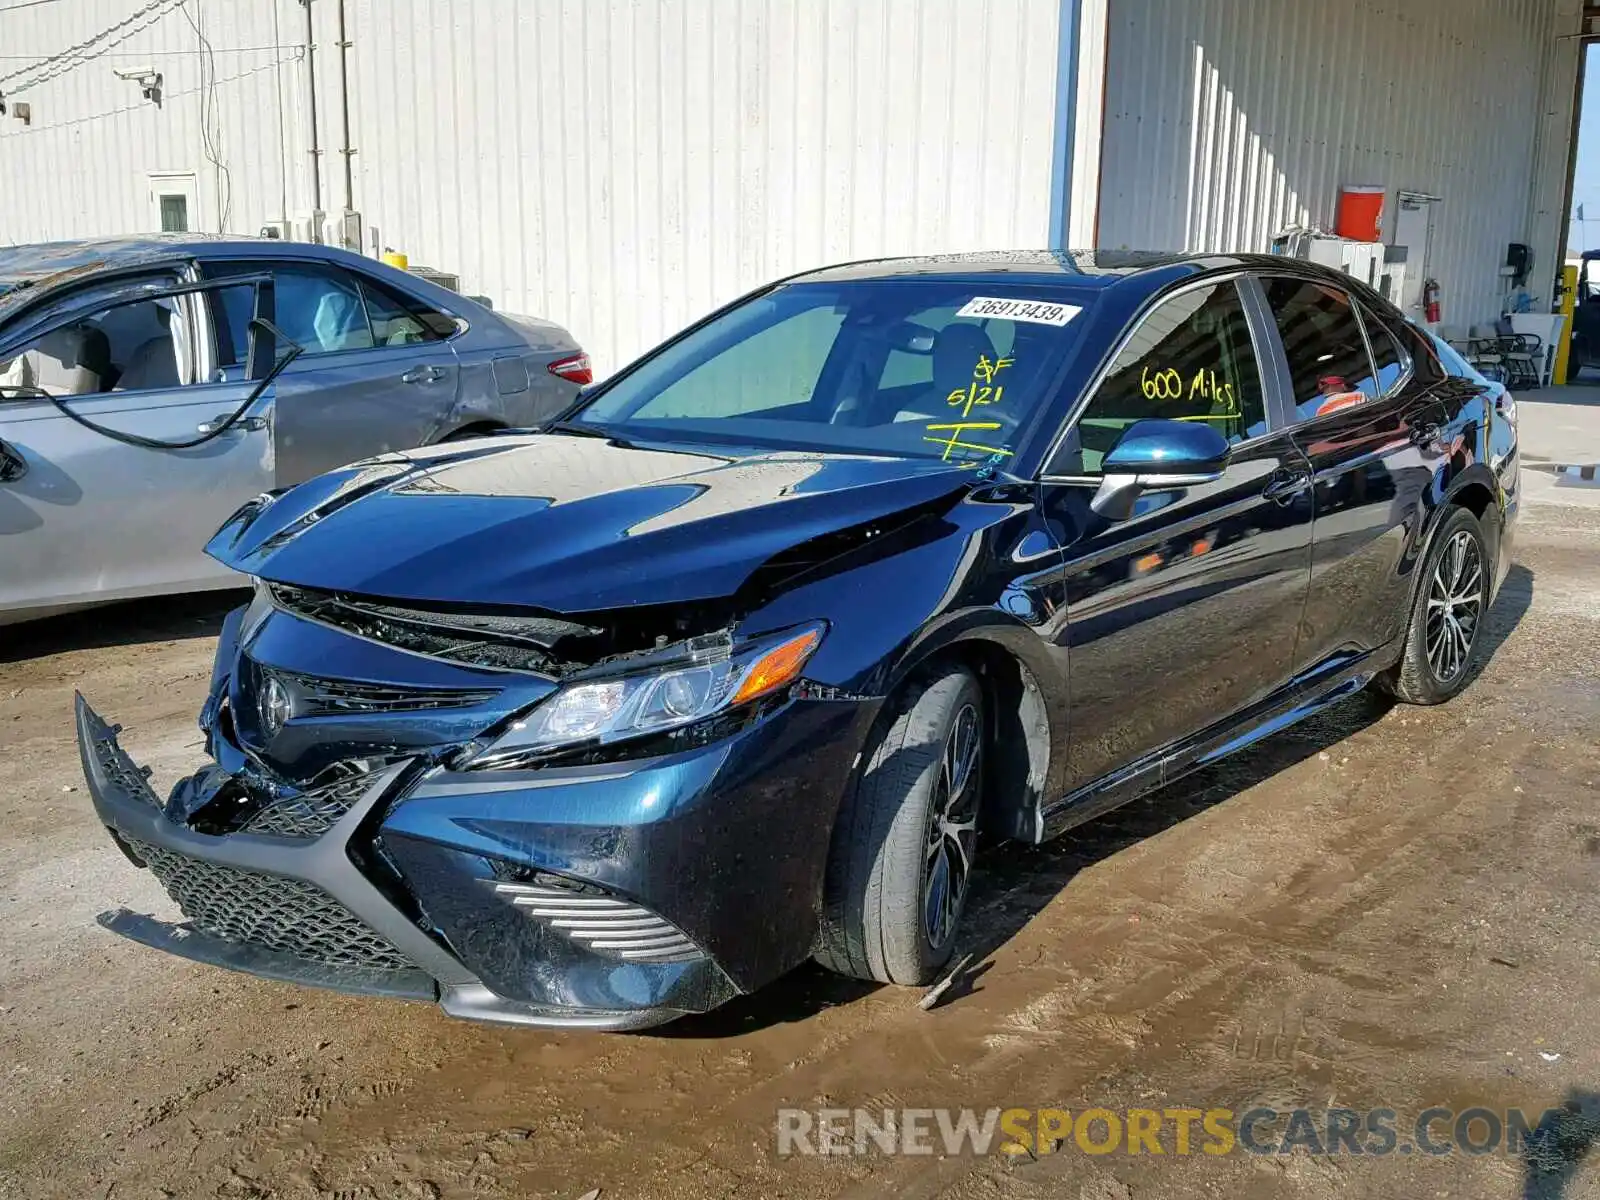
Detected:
[74,693,685,1030]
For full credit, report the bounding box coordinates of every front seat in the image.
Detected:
[30,324,112,395]
[116,306,182,392]
[895,323,1000,423]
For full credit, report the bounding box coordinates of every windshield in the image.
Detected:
[573,280,1096,463]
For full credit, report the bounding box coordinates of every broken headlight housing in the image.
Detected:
[465,622,825,768]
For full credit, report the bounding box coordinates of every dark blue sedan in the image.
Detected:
[76,251,1518,1029]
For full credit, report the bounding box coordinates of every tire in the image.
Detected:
[1566,338,1587,385]
[1374,506,1490,705]
[814,665,983,985]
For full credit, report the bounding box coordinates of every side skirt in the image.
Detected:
[1037,642,1398,843]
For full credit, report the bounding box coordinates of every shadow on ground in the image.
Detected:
[1523,1090,1600,1200]
[666,563,1536,1038]
[0,589,246,665]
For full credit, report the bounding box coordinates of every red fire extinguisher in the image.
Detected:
[1422,278,1442,324]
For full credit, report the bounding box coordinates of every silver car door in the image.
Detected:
[0,280,275,621]
[254,262,462,483]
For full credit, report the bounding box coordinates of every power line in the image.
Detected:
[0,0,76,14]
[0,0,182,89]
[0,45,289,58]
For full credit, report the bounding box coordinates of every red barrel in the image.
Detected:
[1336,185,1385,242]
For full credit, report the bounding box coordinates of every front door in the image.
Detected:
[0,277,274,618]
[1037,276,1315,814]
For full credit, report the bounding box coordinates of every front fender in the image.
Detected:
[739,491,1069,840]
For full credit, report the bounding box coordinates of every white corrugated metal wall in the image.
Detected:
[0,0,303,243]
[342,0,1064,374]
[1092,0,1583,325]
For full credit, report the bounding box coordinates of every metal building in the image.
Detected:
[0,0,1589,373]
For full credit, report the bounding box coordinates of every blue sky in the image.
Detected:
[1571,44,1600,254]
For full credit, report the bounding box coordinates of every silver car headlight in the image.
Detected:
[467,622,825,768]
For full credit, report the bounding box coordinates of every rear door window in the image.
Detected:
[1261,277,1380,421]
[1356,303,1408,398]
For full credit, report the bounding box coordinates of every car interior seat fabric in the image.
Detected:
[28,323,112,395]
[113,303,185,392]
[895,323,998,423]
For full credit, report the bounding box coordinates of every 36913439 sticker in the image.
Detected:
[955,297,1082,327]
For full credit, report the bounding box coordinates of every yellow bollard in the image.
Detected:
[380,250,410,270]
[1554,264,1578,386]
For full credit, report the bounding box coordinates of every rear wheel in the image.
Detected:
[815,665,983,985]
[1374,507,1489,705]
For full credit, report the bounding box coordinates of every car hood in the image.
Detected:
[207,432,978,612]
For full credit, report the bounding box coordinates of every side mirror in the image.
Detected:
[1090,418,1230,522]
[0,437,27,483]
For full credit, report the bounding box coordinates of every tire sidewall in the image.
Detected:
[877,670,984,982]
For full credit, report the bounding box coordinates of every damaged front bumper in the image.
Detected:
[76,674,870,1028]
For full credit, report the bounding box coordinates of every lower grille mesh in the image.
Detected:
[127,838,414,971]
[240,772,372,839]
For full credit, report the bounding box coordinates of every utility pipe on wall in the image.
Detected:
[299,0,323,228]
[335,0,354,218]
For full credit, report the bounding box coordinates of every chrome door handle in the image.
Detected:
[402,364,447,385]
[1262,469,1311,504]
[196,413,267,435]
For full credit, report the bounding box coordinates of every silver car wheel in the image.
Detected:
[1424,528,1484,684]
[923,702,980,951]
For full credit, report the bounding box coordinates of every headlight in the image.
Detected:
[468,622,824,767]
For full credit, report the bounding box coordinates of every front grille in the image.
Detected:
[269,583,596,676]
[272,669,500,715]
[127,838,415,971]
[240,770,373,839]
[487,879,703,963]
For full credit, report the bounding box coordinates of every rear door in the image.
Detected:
[0,273,274,618]
[1036,275,1315,817]
[206,260,463,483]
[1256,273,1448,678]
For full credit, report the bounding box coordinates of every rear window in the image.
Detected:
[575,281,1096,463]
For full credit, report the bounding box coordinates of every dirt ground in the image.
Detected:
[2,501,1598,1200]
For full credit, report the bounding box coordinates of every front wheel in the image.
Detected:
[1374,507,1490,704]
[815,665,983,985]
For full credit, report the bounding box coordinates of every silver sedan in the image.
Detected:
[0,236,587,624]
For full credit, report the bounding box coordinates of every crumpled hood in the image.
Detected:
[208,432,975,612]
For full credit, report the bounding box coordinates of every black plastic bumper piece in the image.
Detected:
[96,907,440,1001]
[75,693,690,1031]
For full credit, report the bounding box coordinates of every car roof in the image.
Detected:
[0,236,413,325]
[785,249,1370,294]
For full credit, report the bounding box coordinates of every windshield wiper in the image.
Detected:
[545,419,613,439]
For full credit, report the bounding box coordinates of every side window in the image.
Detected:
[633,304,847,419]
[358,278,447,346]
[0,289,200,398]
[209,283,261,370]
[274,268,374,354]
[1262,278,1378,421]
[1356,303,1407,398]
[1056,280,1268,475]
